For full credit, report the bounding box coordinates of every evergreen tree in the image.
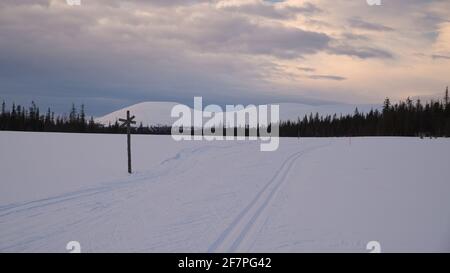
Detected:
[88,116,95,131]
[80,104,86,124]
[445,86,449,107]
[383,97,391,113]
[69,103,76,123]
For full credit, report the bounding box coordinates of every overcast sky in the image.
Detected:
[0,0,449,115]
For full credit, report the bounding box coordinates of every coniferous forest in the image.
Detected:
[0,102,171,135]
[281,87,450,138]
[1,87,449,138]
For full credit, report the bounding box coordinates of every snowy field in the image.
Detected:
[0,131,449,252]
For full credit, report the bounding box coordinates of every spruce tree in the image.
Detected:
[70,103,76,123]
[383,97,391,113]
[80,104,86,132]
[45,108,51,129]
[445,86,449,107]
[1,100,5,116]
[88,116,95,131]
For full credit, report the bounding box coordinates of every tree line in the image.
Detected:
[280,87,450,137]
[1,87,449,137]
[0,101,171,134]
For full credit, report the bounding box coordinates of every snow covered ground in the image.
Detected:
[0,131,449,252]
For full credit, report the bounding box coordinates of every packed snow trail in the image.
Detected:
[0,135,314,252]
[0,142,245,218]
[1,132,450,252]
[0,142,250,251]
[208,144,329,252]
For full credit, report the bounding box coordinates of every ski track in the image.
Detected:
[0,143,236,217]
[0,141,329,252]
[0,143,239,251]
[207,143,329,253]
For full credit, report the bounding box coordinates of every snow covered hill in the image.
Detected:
[96,101,380,127]
[96,102,181,127]
[1,131,449,252]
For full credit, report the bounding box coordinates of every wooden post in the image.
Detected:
[126,111,132,174]
[119,110,136,174]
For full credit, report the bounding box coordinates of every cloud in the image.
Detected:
[0,0,449,115]
[179,14,331,58]
[217,0,321,19]
[348,17,394,32]
[432,54,450,60]
[341,32,370,41]
[297,67,315,72]
[329,45,393,59]
[433,22,450,53]
[307,75,346,81]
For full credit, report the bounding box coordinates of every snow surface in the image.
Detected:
[0,131,449,252]
[96,101,380,127]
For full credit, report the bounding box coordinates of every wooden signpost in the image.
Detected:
[119,110,136,174]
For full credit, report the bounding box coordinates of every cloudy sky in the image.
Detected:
[0,0,449,115]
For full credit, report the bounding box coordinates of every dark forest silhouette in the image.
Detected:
[281,87,450,138]
[1,87,449,137]
[0,102,171,135]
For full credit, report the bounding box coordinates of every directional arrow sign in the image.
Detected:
[119,111,135,174]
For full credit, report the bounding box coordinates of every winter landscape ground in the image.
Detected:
[0,131,449,252]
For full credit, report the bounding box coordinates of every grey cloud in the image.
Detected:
[236,24,330,58]
[0,0,445,115]
[0,2,334,114]
[432,54,450,60]
[342,32,370,41]
[298,67,315,72]
[348,17,394,32]
[329,45,393,59]
[0,0,49,7]
[285,3,322,14]
[95,0,207,7]
[220,1,321,19]
[308,75,346,81]
[183,15,331,58]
